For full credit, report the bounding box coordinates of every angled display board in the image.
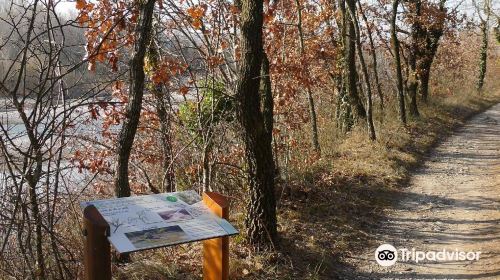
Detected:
[80,191,238,253]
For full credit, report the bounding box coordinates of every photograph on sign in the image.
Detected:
[125,225,190,250]
[176,192,201,205]
[80,190,238,253]
[157,209,193,223]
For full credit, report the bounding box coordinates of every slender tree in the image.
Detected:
[407,0,421,117]
[335,0,366,132]
[147,42,176,192]
[347,3,376,140]
[391,0,407,124]
[114,0,156,197]
[495,17,500,43]
[474,0,492,91]
[358,1,384,112]
[295,0,320,152]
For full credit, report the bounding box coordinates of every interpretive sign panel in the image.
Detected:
[80,191,238,253]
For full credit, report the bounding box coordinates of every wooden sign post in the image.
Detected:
[202,192,230,280]
[83,205,111,280]
[83,191,234,280]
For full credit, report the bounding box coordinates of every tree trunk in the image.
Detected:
[202,146,211,192]
[477,20,488,91]
[347,3,376,140]
[408,80,419,117]
[28,170,45,280]
[148,39,176,192]
[391,0,406,124]
[408,0,421,117]
[358,1,383,113]
[153,85,175,192]
[295,0,320,152]
[260,53,274,140]
[494,20,500,43]
[417,49,437,103]
[261,51,279,177]
[237,0,277,250]
[306,90,320,151]
[418,66,430,102]
[417,0,446,102]
[345,0,366,121]
[335,0,365,132]
[114,0,156,197]
[335,0,352,131]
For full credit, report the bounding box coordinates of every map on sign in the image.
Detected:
[80,191,238,253]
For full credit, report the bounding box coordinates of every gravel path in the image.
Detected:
[341,103,500,279]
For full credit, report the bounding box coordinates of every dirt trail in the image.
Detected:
[341,103,500,279]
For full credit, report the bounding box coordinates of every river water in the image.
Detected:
[0,99,115,191]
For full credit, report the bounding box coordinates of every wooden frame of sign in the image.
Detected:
[82,191,235,280]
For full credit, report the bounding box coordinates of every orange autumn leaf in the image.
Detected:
[187,6,205,19]
[179,86,189,95]
[230,5,240,14]
[78,12,89,24]
[151,67,170,84]
[76,0,87,10]
[192,19,202,29]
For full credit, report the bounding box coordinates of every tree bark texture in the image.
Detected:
[345,0,366,121]
[477,20,488,91]
[236,0,278,249]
